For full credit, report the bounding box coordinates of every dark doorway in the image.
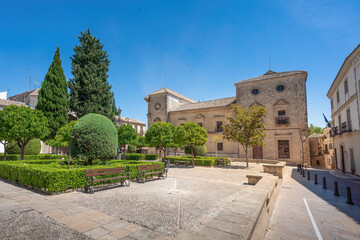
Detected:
[253,145,263,159]
[340,145,345,173]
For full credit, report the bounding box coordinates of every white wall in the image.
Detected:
[0,91,7,100]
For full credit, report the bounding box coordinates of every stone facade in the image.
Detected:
[145,70,310,166]
[8,88,40,107]
[308,127,335,169]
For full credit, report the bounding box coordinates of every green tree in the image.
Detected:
[47,121,77,156]
[223,105,267,168]
[36,47,69,140]
[309,124,323,135]
[168,142,182,156]
[71,114,117,165]
[7,138,41,155]
[145,122,175,161]
[174,122,208,167]
[134,136,148,152]
[184,145,207,157]
[111,97,119,117]
[117,124,137,159]
[1,105,49,160]
[210,135,222,157]
[69,29,114,121]
[0,109,16,160]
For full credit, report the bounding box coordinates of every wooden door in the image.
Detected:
[253,145,263,159]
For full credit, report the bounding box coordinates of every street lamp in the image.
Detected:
[301,136,306,168]
[117,107,122,160]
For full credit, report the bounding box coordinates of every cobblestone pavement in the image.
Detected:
[0,162,264,239]
[266,167,360,240]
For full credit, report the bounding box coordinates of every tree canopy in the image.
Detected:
[1,105,49,160]
[174,122,208,167]
[47,121,77,148]
[223,105,267,168]
[145,121,175,160]
[36,47,69,140]
[69,29,114,121]
[308,124,323,135]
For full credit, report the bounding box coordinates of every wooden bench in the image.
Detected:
[137,164,167,183]
[174,160,189,166]
[85,167,130,193]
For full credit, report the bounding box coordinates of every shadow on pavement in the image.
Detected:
[291,168,360,223]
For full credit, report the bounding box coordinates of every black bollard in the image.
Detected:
[334,182,340,196]
[346,187,354,205]
[322,177,327,189]
[302,169,305,177]
[297,164,300,172]
[307,171,311,180]
[314,174,318,184]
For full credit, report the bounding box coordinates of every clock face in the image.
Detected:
[155,103,161,110]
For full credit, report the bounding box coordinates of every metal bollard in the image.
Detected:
[346,187,354,205]
[297,164,300,172]
[334,182,340,196]
[314,174,318,184]
[302,169,305,177]
[322,177,327,189]
[307,171,310,180]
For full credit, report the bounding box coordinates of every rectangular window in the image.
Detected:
[216,121,223,132]
[336,90,340,104]
[331,98,334,110]
[198,123,203,127]
[278,140,290,159]
[217,143,223,151]
[344,79,349,95]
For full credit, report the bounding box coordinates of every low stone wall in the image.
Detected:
[229,158,280,164]
[263,161,286,179]
[246,174,263,185]
[182,174,280,240]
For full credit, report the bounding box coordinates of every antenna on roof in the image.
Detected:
[24,68,29,91]
[33,74,38,89]
[269,50,272,70]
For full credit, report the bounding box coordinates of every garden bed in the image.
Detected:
[0,159,163,193]
[166,156,229,166]
[0,154,68,161]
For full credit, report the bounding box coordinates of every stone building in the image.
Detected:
[8,88,40,107]
[145,70,310,165]
[308,127,335,169]
[327,44,360,176]
[116,116,146,137]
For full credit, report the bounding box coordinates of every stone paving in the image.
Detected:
[265,167,360,240]
[0,162,265,239]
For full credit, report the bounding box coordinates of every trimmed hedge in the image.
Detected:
[0,160,163,193]
[184,145,207,157]
[166,156,229,166]
[7,138,41,155]
[121,153,158,161]
[0,154,68,161]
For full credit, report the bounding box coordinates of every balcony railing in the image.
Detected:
[340,121,352,134]
[275,117,289,125]
[215,127,223,132]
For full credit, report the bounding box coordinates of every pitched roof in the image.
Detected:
[9,88,40,99]
[0,99,28,107]
[169,97,236,112]
[235,70,307,85]
[116,116,146,125]
[144,87,197,103]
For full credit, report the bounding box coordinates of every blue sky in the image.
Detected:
[1,0,359,127]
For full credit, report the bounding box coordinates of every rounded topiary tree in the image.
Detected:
[71,113,118,165]
[8,138,41,155]
[185,145,207,157]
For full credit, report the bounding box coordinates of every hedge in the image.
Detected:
[166,156,229,166]
[7,138,42,155]
[121,153,158,161]
[0,154,68,161]
[0,160,163,193]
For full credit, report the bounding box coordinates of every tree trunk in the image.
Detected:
[159,149,162,162]
[125,145,127,160]
[215,144,217,158]
[164,148,167,161]
[245,146,249,168]
[88,159,93,165]
[20,145,25,160]
[116,145,121,159]
[3,142,7,161]
[191,147,195,168]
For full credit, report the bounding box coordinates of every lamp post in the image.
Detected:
[301,136,306,168]
[117,107,122,160]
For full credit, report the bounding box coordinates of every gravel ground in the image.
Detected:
[63,163,263,236]
[0,210,92,240]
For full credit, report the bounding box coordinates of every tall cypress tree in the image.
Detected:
[111,97,118,116]
[36,47,69,140]
[69,29,114,121]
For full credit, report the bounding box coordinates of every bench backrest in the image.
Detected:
[86,167,125,177]
[137,164,161,171]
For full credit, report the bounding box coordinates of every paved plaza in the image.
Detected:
[0,162,265,239]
